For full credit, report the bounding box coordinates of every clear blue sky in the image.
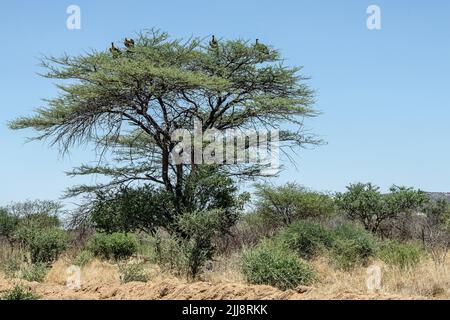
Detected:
[1,0,450,206]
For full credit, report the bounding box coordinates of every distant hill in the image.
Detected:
[426,192,450,202]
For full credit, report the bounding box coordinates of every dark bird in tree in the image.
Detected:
[209,35,218,49]
[255,39,269,55]
[124,38,135,49]
[109,42,121,57]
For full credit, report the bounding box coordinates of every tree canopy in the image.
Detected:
[10,29,320,208]
[336,183,428,233]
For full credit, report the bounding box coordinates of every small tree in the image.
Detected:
[336,183,384,233]
[255,183,335,227]
[6,200,63,220]
[422,199,450,266]
[378,186,428,239]
[2,200,67,263]
[336,183,427,234]
[5,200,63,230]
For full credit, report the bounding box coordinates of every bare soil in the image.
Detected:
[0,277,420,300]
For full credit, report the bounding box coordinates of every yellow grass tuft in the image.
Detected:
[45,258,120,285]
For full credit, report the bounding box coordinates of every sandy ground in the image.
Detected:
[0,276,420,300]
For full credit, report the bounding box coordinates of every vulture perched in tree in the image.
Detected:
[209,35,218,49]
[255,39,269,55]
[109,42,121,57]
[124,38,135,49]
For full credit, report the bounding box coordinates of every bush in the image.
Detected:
[330,224,378,270]
[378,240,423,270]
[148,210,317,282]
[143,232,187,276]
[119,263,149,283]
[0,285,39,300]
[242,240,317,290]
[176,210,224,279]
[181,166,249,235]
[73,250,94,267]
[87,232,138,261]
[280,221,333,259]
[89,167,248,236]
[21,263,48,282]
[90,186,174,234]
[330,238,364,270]
[15,227,68,263]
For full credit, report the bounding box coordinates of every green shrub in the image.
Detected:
[89,167,248,236]
[242,240,317,290]
[330,238,364,270]
[87,232,138,261]
[143,232,188,276]
[280,220,333,259]
[73,250,94,267]
[176,210,224,279]
[0,258,48,282]
[332,224,378,259]
[0,285,39,300]
[90,186,174,234]
[15,227,68,263]
[21,263,48,282]
[330,224,378,270]
[378,240,423,270]
[119,263,149,283]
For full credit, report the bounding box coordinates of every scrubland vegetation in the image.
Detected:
[1,181,450,300]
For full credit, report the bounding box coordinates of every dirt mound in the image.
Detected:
[0,276,417,300]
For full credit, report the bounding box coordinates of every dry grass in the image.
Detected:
[200,251,245,284]
[45,258,120,285]
[0,244,28,265]
[308,255,450,299]
[381,258,450,298]
[44,257,183,286]
[309,256,371,295]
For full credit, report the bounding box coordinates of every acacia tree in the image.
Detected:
[336,183,428,234]
[10,30,319,212]
[254,183,335,226]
